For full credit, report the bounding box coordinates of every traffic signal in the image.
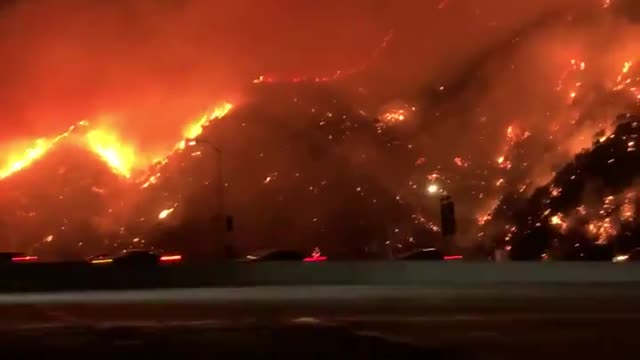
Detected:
[440,196,456,237]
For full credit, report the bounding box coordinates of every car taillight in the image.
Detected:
[443,255,463,260]
[90,258,113,264]
[11,255,38,262]
[159,255,182,263]
[303,256,328,262]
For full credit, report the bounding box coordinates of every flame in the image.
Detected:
[158,207,175,219]
[85,128,137,178]
[0,122,85,179]
[588,217,617,244]
[177,102,233,150]
[0,102,233,183]
[549,213,568,234]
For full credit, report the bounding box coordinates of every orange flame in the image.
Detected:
[0,121,86,179]
[85,128,137,178]
[177,102,233,150]
[0,102,233,182]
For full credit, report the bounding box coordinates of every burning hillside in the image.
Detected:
[481,115,640,259]
[4,1,640,259]
[132,84,436,259]
[0,104,233,259]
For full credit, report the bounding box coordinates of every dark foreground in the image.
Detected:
[0,285,638,358]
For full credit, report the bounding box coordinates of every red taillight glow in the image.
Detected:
[303,256,328,262]
[159,255,182,262]
[11,255,38,262]
[443,255,463,260]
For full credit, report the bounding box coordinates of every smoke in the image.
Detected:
[5,0,640,256]
[0,0,601,142]
[0,0,390,146]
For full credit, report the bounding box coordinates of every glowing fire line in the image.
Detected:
[0,102,233,181]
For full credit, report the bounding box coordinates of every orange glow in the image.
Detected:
[11,255,38,262]
[179,102,233,149]
[549,213,568,233]
[158,208,175,219]
[0,102,234,183]
[381,109,406,123]
[85,128,137,178]
[0,139,56,179]
[0,122,84,179]
[453,157,469,167]
[159,254,182,262]
[588,217,617,244]
[90,258,113,264]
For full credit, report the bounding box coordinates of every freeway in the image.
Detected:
[1,262,640,292]
[0,284,638,358]
[0,263,638,356]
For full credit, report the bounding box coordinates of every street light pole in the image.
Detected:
[426,184,456,253]
[189,139,224,217]
[188,139,231,258]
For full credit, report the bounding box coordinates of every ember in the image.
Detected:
[3,1,640,260]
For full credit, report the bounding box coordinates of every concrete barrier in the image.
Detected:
[0,262,639,292]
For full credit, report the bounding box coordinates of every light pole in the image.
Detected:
[425,183,456,252]
[188,139,224,216]
[187,138,231,257]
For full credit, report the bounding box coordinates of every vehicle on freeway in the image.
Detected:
[613,248,640,263]
[0,252,38,264]
[89,250,182,266]
[396,248,463,261]
[242,248,328,262]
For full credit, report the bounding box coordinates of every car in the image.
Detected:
[242,249,306,262]
[396,248,463,261]
[613,248,640,263]
[0,252,38,264]
[242,248,329,262]
[89,250,182,265]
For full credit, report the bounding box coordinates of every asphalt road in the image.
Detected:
[0,285,638,358]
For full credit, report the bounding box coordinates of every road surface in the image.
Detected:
[0,285,638,358]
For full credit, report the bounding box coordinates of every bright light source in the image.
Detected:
[427,184,440,194]
[11,255,38,262]
[90,258,113,264]
[159,254,182,262]
[158,208,175,220]
[303,256,328,262]
[613,254,629,263]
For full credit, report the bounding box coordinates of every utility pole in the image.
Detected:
[439,194,456,255]
[188,139,232,258]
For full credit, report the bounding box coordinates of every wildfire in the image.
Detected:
[85,128,137,178]
[182,102,233,142]
[549,213,568,233]
[0,102,234,184]
[378,102,415,126]
[158,207,175,220]
[0,121,85,179]
[252,29,393,85]
[588,217,617,244]
[620,191,637,221]
[381,109,407,123]
[175,102,233,151]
